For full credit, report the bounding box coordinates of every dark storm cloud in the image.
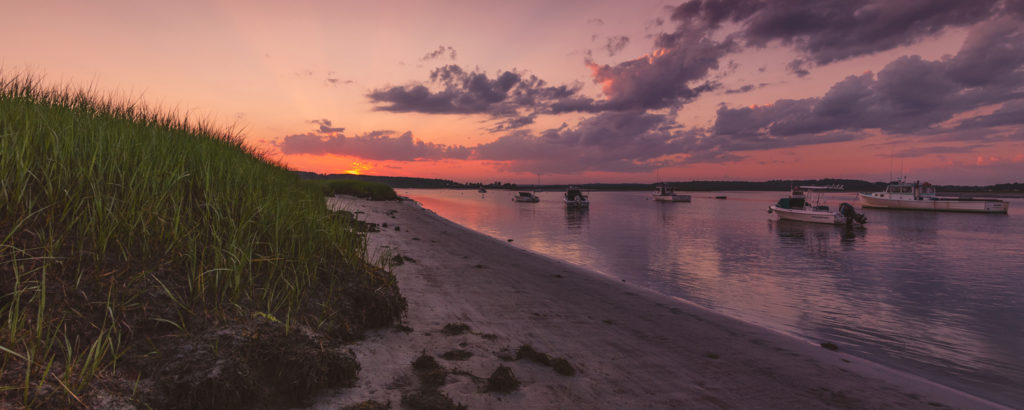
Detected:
[278,121,470,161]
[367,64,585,129]
[671,0,1000,68]
[710,17,1024,147]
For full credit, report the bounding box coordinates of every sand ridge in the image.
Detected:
[311,196,1006,409]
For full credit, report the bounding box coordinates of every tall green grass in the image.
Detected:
[0,73,404,406]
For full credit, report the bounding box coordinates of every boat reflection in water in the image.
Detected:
[770,219,865,250]
[564,207,589,229]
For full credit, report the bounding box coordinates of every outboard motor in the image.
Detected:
[838,202,867,225]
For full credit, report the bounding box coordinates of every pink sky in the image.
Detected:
[3,0,1023,184]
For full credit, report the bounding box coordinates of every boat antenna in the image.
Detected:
[889,148,894,182]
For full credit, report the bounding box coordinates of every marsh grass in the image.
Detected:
[0,73,405,406]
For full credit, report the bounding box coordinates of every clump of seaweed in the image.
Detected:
[441,323,471,336]
[440,349,473,361]
[515,345,576,376]
[412,353,448,388]
[342,399,391,410]
[485,365,520,393]
[400,390,466,410]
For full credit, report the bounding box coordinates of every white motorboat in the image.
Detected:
[513,191,540,202]
[768,185,866,225]
[563,186,589,208]
[652,184,691,202]
[859,179,1009,213]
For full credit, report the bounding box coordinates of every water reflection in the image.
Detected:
[565,207,589,229]
[770,220,865,248]
[402,189,1024,406]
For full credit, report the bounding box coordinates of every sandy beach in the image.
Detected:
[311,196,1006,409]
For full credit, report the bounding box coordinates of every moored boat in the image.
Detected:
[859,179,1009,213]
[513,191,540,202]
[564,186,589,208]
[769,185,866,225]
[652,184,691,202]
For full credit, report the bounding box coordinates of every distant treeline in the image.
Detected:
[295,171,463,188]
[295,172,1023,193]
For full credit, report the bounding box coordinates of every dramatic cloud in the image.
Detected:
[474,110,741,174]
[368,64,584,128]
[350,1,1023,175]
[710,17,1024,148]
[671,0,1001,70]
[585,35,731,111]
[277,120,470,161]
[421,45,457,61]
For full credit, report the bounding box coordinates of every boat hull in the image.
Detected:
[858,193,1009,213]
[653,194,691,202]
[769,206,844,225]
[513,194,540,202]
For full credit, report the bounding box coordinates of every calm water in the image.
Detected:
[401,189,1024,407]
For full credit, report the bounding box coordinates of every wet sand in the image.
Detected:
[311,196,1005,409]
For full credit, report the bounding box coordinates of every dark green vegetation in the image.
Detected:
[317,178,399,200]
[0,74,405,407]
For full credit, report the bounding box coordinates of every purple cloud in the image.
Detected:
[345,1,1024,175]
[421,45,457,61]
[367,65,585,128]
[604,35,630,56]
[711,17,1024,145]
[672,0,1001,71]
[278,121,470,161]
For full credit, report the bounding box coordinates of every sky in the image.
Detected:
[3,0,1023,184]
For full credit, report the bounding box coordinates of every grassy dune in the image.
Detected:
[0,74,405,408]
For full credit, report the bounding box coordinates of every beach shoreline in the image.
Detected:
[312,195,1007,409]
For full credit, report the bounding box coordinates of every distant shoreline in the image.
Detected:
[296,171,1024,194]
